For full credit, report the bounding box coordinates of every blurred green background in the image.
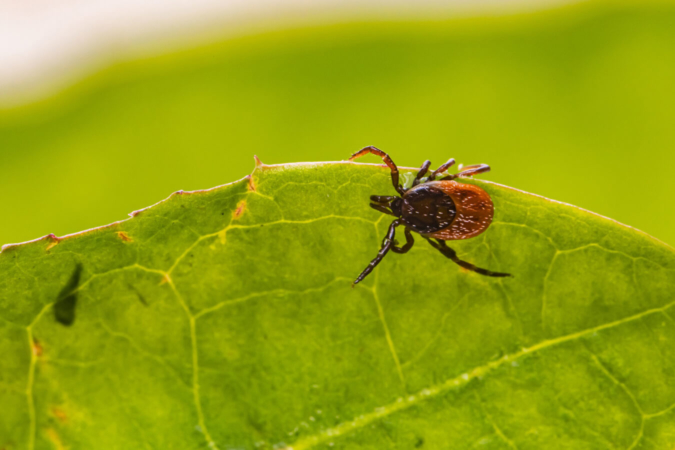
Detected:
[1,0,674,247]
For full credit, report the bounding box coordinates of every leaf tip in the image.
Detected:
[254,154,264,167]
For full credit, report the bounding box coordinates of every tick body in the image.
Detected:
[350,146,511,285]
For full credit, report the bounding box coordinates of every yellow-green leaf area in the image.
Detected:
[1,162,674,450]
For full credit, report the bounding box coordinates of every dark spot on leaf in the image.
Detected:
[54,263,82,326]
[128,284,148,306]
[415,437,424,448]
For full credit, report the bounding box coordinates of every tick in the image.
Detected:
[349,146,511,285]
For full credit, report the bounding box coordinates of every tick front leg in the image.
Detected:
[413,160,431,186]
[428,158,456,181]
[369,202,395,216]
[442,163,490,180]
[370,195,398,203]
[426,238,511,277]
[349,146,406,195]
[369,195,398,216]
[353,219,401,286]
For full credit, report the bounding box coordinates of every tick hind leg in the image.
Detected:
[426,238,511,277]
[349,146,405,195]
[353,219,402,286]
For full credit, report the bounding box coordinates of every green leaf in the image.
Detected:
[1,161,674,450]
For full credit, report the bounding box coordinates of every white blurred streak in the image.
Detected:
[0,0,575,107]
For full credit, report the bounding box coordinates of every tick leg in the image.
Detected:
[350,146,405,195]
[413,160,431,186]
[353,219,401,286]
[426,238,511,277]
[442,163,491,180]
[391,228,414,254]
[370,195,398,204]
[428,158,456,181]
[369,202,395,216]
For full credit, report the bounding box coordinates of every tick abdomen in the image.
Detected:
[402,181,494,240]
[423,180,494,240]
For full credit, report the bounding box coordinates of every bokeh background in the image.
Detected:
[1,0,674,247]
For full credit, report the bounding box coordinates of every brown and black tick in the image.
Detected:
[349,146,511,285]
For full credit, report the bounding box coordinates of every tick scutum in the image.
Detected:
[401,184,456,234]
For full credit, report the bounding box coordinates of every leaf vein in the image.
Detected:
[166,278,220,450]
[583,347,644,450]
[194,277,351,320]
[369,269,405,388]
[167,215,377,277]
[475,391,519,450]
[98,320,191,390]
[645,401,675,419]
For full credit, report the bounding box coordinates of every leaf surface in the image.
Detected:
[1,161,674,450]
